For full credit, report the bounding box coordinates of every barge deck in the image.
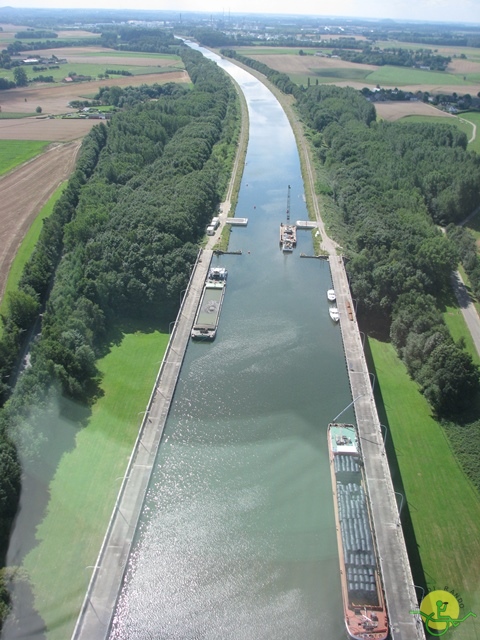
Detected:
[328,423,388,640]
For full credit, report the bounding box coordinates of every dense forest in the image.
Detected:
[0,45,240,627]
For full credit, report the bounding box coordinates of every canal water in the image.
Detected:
[109,47,354,639]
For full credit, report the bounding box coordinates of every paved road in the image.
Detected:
[451,271,480,358]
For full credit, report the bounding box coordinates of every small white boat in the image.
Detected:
[329,306,340,322]
[327,289,336,302]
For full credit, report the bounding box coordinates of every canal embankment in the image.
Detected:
[71,249,213,640]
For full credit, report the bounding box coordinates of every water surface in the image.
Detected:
[109,47,354,639]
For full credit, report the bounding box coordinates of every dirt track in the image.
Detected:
[0,141,81,301]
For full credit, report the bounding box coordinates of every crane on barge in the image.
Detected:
[279,185,297,252]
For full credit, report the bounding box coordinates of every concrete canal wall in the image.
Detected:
[328,253,425,640]
[71,249,213,640]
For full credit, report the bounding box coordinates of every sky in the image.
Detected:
[4,0,480,25]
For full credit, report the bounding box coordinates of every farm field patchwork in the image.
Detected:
[0,70,189,118]
[240,46,480,95]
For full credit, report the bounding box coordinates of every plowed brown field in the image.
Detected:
[374,101,457,121]
[0,141,81,299]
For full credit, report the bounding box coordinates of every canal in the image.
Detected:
[109,46,355,639]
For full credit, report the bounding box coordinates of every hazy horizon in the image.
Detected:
[2,0,480,26]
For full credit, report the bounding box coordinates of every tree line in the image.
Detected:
[336,46,450,70]
[300,98,480,416]
[0,45,240,628]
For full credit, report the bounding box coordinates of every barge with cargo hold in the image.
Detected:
[328,422,388,640]
[191,267,227,341]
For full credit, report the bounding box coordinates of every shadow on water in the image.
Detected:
[1,568,46,640]
[3,311,174,639]
[8,389,90,566]
[363,335,428,604]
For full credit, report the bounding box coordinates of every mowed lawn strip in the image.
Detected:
[0,140,50,176]
[23,329,169,640]
[369,338,480,635]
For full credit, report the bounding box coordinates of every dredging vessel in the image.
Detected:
[328,423,389,640]
[279,223,297,252]
[191,267,227,340]
[279,185,297,252]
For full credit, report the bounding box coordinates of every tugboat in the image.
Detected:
[279,185,297,253]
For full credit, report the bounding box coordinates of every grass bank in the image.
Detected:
[22,327,169,640]
[370,337,480,638]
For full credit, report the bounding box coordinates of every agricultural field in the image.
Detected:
[0,141,81,300]
[0,46,188,121]
[0,138,50,175]
[0,46,185,83]
[0,22,98,44]
[0,41,190,307]
[238,45,480,95]
[374,100,457,121]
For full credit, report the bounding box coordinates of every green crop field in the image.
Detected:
[375,40,480,62]
[0,112,37,119]
[0,139,50,176]
[1,62,182,84]
[23,327,169,640]
[370,337,480,637]
[366,65,473,86]
[399,112,480,153]
[398,114,475,144]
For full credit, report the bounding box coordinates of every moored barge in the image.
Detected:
[191,267,227,340]
[279,223,297,252]
[328,423,388,640]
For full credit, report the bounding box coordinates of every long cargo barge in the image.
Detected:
[328,423,388,640]
[191,267,227,340]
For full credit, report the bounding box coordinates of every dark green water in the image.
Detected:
[110,47,354,639]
